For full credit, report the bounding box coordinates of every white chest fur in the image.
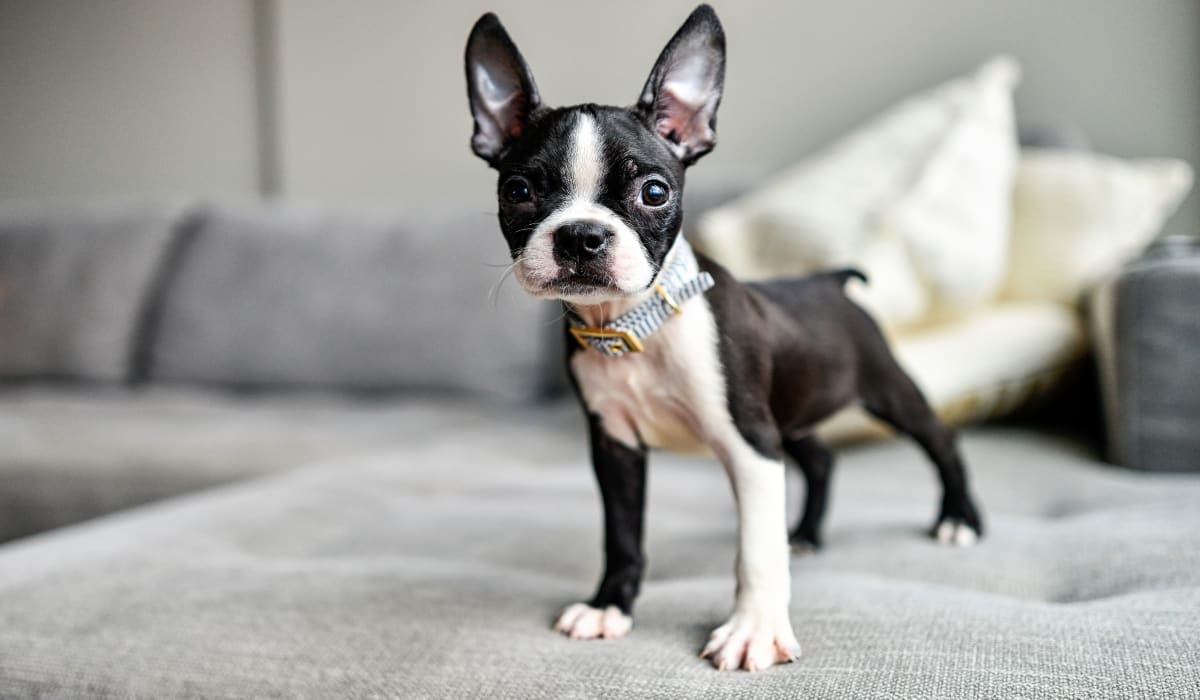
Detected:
[570,298,730,455]
[568,291,800,674]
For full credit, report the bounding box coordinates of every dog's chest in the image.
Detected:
[569,300,728,455]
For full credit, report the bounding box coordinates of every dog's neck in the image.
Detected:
[565,237,688,328]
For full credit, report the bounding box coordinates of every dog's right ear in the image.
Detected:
[465,13,541,165]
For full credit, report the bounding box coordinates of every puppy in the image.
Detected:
[464,4,983,672]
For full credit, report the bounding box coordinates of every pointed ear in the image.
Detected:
[636,5,726,165]
[465,13,541,164]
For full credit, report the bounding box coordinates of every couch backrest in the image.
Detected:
[0,200,183,383]
[141,202,561,401]
[1,193,757,400]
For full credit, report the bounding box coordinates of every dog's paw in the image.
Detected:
[553,602,632,640]
[788,530,821,555]
[700,608,800,671]
[933,518,979,547]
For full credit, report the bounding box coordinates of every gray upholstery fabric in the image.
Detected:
[1016,122,1091,151]
[1091,238,1200,471]
[0,200,183,381]
[147,203,559,401]
[0,387,557,542]
[0,424,1196,699]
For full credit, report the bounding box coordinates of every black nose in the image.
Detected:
[554,222,612,262]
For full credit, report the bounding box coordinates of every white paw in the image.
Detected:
[935,518,978,547]
[553,602,632,640]
[700,607,800,671]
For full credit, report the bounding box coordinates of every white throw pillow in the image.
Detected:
[817,301,1089,445]
[695,57,1020,328]
[1001,150,1194,304]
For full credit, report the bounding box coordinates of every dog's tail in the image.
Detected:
[832,268,868,286]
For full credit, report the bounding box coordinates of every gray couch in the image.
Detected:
[1,202,1197,699]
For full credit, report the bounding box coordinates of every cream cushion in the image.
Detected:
[1001,151,1194,305]
[696,57,1020,328]
[818,301,1088,444]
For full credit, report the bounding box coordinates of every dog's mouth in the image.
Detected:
[544,271,619,296]
[515,256,639,303]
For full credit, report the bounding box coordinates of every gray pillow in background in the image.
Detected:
[148,203,560,402]
[0,201,184,382]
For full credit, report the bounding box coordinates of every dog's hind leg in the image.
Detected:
[783,435,835,551]
[858,355,983,546]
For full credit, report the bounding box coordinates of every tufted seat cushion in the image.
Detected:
[0,421,1196,699]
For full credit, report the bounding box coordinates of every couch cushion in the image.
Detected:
[0,426,1196,698]
[0,387,574,542]
[695,57,1020,328]
[0,200,184,382]
[819,301,1089,444]
[147,203,559,400]
[1002,150,1193,305]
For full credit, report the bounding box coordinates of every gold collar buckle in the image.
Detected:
[655,284,683,315]
[569,327,644,355]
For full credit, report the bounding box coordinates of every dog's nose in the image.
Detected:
[554,222,612,262]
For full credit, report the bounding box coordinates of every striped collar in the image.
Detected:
[565,240,715,358]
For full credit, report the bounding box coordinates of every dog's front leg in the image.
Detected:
[702,440,800,671]
[554,414,647,640]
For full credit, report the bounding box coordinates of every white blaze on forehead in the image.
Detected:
[568,113,604,201]
[515,110,655,300]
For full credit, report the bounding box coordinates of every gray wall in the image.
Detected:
[0,0,260,200]
[1,0,1197,235]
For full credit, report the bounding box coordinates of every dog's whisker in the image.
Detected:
[544,306,570,327]
[487,256,523,308]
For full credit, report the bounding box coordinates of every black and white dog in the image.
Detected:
[465,5,982,672]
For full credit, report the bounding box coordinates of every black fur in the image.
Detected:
[464,13,542,163]
[783,435,835,548]
[635,4,725,164]
[492,105,685,274]
[560,333,648,616]
[466,7,724,278]
[584,411,648,615]
[711,260,984,545]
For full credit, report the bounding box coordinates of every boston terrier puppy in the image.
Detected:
[464,4,983,672]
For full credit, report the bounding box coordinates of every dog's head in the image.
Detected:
[465,5,725,305]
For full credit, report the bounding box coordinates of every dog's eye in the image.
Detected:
[502,177,532,204]
[640,179,669,207]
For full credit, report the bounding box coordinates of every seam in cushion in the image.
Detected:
[126,205,209,385]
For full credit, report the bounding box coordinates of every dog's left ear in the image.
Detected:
[637,4,726,165]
